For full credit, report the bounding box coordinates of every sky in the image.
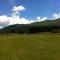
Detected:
[0,0,60,28]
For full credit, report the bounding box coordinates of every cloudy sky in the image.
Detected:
[0,0,60,28]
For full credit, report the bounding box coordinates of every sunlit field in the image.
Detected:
[0,33,60,60]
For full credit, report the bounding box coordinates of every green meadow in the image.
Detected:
[0,34,60,60]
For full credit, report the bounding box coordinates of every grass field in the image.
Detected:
[0,34,60,60]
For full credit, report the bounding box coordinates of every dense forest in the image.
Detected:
[0,19,60,34]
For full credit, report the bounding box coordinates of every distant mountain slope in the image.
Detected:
[0,19,60,33]
[31,19,60,26]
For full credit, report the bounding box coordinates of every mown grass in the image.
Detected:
[0,34,60,60]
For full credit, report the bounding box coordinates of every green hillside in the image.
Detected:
[31,19,60,26]
[0,19,60,34]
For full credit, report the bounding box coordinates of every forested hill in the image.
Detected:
[0,19,60,34]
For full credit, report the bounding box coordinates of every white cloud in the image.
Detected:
[52,13,60,19]
[37,16,41,20]
[12,5,25,14]
[42,17,48,21]
[36,16,47,22]
[0,15,30,28]
[0,15,10,26]
[9,15,30,25]
[0,15,48,28]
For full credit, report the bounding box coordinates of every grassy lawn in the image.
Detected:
[0,34,60,60]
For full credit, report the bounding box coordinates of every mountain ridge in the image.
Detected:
[0,19,60,34]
